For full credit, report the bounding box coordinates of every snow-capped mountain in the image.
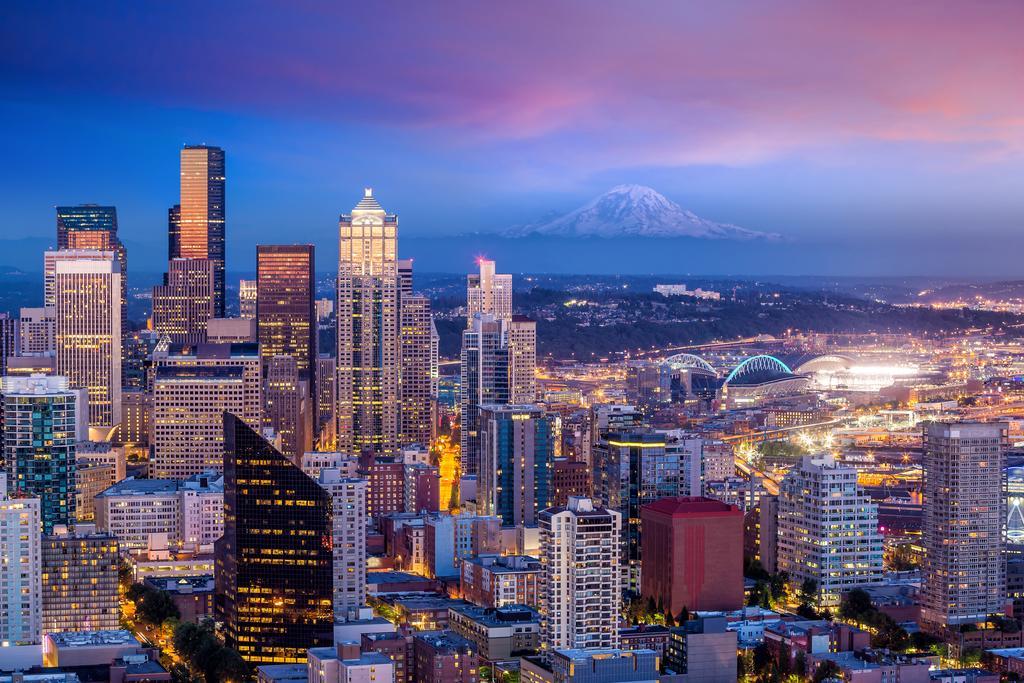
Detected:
[508,185,779,240]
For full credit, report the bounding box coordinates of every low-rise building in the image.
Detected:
[461,555,540,608]
[808,651,931,683]
[42,630,141,668]
[521,649,659,683]
[413,631,478,683]
[362,632,415,683]
[447,605,540,661]
[308,642,395,683]
[763,620,870,666]
[664,617,737,683]
[619,625,672,660]
[143,575,215,623]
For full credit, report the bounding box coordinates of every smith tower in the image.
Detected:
[178,145,226,317]
[336,189,400,455]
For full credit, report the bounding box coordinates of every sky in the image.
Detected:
[2,1,1023,275]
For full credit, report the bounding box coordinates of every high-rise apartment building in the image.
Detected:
[263,355,309,462]
[216,414,334,663]
[336,189,400,456]
[317,469,367,621]
[0,473,42,646]
[508,316,537,404]
[921,421,1007,627]
[17,307,55,355]
[178,145,226,316]
[152,258,215,344]
[401,294,434,447]
[152,365,246,479]
[539,497,621,653]
[53,251,122,428]
[2,374,78,534]
[640,497,744,614]
[56,205,128,338]
[777,454,884,605]
[460,314,509,476]
[41,525,120,634]
[257,245,316,381]
[467,258,512,324]
[238,279,257,319]
[478,404,554,527]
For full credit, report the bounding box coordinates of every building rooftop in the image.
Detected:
[96,472,222,498]
[449,604,540,627]
[413,631,476,653]
[45,630,139,648]
[643,496,741,516]
[255,664,308,682]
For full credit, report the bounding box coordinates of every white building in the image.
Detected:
[301,452,358,480]
[0,473,42,646]
[538,496,621,653]
[777,454,883,605]
[467,258,512,324]
[318,469,367,621]
[307,644,394,683]
[17,306,55,355]
[94,472,223,553]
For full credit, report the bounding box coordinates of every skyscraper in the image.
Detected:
[238,279,257,319]
[316,354,337,448]
[167,204,181,259]
[1,375,78,534]
[460,314,509,476]
[256,245,316,382]
[467,258,512,324]
[152,258,215,344]
[539,497,621,653]
[401,294,434,447]
[0,473,42,647]
[216,414,334,663]
[0,312,15,376]
[41,525,120,634]
[336,189,400,456]
[178,145,226,317]
[263,354,309,462]
[52,250,122,429]
[152,365,246,479]
[317,469,367,621]
[508,315,537,404]
[56,205,128,338]
[478,404,554,527]
[921,421,1007,628]
[777,454,884,605]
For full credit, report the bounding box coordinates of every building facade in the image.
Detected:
[400,293,435,448]
[256,244,316,383]
[152,258,215,344]
[478,405,554,527]
[318,469,368,621]
[0,474,42,646]
[467,259,512,324]
[41,525,120,634]
[460,314,509,477]
[177,145,226,317]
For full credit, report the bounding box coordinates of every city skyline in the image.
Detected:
[3,3,1024,275]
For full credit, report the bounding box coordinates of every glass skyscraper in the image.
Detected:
[178,145,226,317]
[216,413,334,664]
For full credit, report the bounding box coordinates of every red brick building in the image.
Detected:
[413,631,479,683]
[551,458,591,506]
[640,496,743,614]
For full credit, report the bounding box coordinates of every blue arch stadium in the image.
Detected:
[723,355,794,384]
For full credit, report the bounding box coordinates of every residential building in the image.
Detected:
[0,473,42,646]
[478,405,554,527]
[413,631,479,683]
[507,316,537,404]
[2,374,78,533]
[448,604,541,661]
[921,422,1007,627]
[401,293,434,448]
[538,497,621,652]
[317,469,367,621]
[460,314,509,477]
[551,459,590,507]
[336,188,401,456]
[466,259,512,324]
[308,643,395,683]
[777,454,884,605]
[361,632,415,683]
[41,524,120,633]
[521,648,659,683]
[461,555,541,608]
[216,414,334,663]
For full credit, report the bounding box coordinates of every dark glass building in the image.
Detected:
[215,413,334,663]
[167,204,181,260]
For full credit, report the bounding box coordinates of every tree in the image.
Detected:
[794,651,807,678]
[798,579,818,606]
[677,606,690,623]
[910,631,940,652]
[840,589,872,620]
[812,660,842,683]
[137,587,180,626]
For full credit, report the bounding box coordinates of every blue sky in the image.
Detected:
[2,2,1023,275]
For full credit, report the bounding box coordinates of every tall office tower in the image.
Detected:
[778,454,884,606]
[594,430,679,591]
[317,469,367,621]
[17,307,55,355]
[216,414,334,663]
[152,258,215,344]
[151,342,262,428]
[41,525,120,633]
[257,245,316,381]
[152,365,246,479]
[167,204,181,259]
[640,497,743,614]
[478,404,554,527]
[263,355,308,462]
[539,496,621,653]
[56,205,128,338]
[460,314,509,476]
[467,258,512,324]
[238,279,257,319]
[507,315,537,403]
[52,251,121,429]
[178,145,226,317]
[316,354,337,447]
[336,188,400,456]
[2,375,78,534]
[400,294,434,447]
[587,404,642,469]
[0,474,42,646]
[921,422,1007,627]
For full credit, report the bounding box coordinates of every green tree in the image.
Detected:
[137,587,180,626]
[812,660,842,683]
[840,589,872,620]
